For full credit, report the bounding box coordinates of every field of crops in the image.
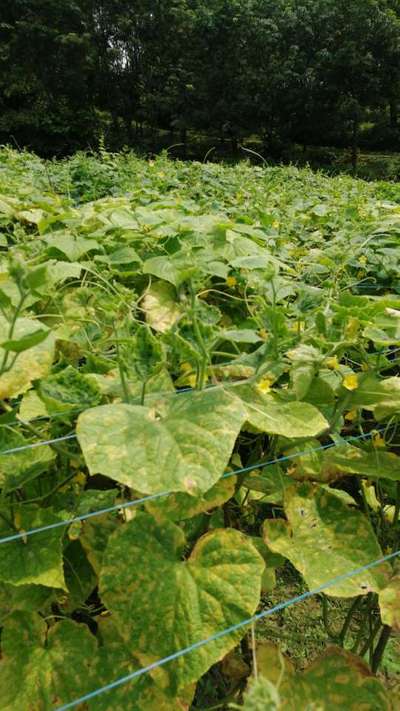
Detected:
[0,147,400,709]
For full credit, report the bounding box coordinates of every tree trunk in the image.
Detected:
[180,127,187,159]
[390,100,398,129]
[351,120,359,175]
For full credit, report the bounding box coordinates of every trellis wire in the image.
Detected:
[0,428,382,545]
[55,546,400,711]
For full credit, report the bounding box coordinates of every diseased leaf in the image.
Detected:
[146,476,236,522]
[77,389,247,495]
[379,574,400,631]
[235,383,328,438]
[142,281,182,333]
[0,612,97,710]
[100,513,264,689]
[247,645,390,710]
[263,483,390,597]
[0,428,55,492]
[0,506,66,589]
[0,314,55,399]
[289,440,400,483]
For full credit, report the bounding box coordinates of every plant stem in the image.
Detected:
[320,595,338,639]
[339,596,362,645]
[372,625,392,673]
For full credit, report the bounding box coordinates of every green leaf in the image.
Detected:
[288,440,400,483]
[347,375,400,418]
[379,574,400,631]
[146,476,236,522]
[263,483,390,597]
[0,428,54,492]
[38,365,102,415]
[100,513,264,689]
[0,506,66,589]
[77,389,247,495]
[1,328,49,353]
[0,314,55,399]
[235,383,328,438]
[142,281,182,333]
[249,645,390,710]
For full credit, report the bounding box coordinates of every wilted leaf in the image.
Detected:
[100,513,264,689]
[77,389,247,495]
[263,483,390,597]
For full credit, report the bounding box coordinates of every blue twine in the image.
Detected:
[1,433,76,456]
[0,428,381,545]
[55,546,400,711]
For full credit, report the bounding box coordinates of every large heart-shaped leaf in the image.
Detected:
[77,389,247,495]
[245,645,390,710]
[0,612,195,711]
[100,513,264,689]
[263,483,390,597]
[0,315,55,399]
[0,612,97,710]
[234,384,328,438]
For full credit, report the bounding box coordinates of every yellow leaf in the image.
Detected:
[14,512,21,530]
[343,373,359,391]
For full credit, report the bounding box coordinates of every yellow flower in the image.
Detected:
[359,255,367,266]
[226,276,237,288]
[157,171,165,178]
[343,373,359,391]
[187,374,197,388]
[272,220,280,229]
[258,329,269,340]
[73,472,86,486]
[256,376,274,394]
[326,356,340,370]
[345,409,358,422]
[180,362,192,374]
[373,433,386,449]
[345,318,359,338]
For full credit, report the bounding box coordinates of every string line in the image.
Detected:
[55,546,400,710]
[0,428,381,545]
